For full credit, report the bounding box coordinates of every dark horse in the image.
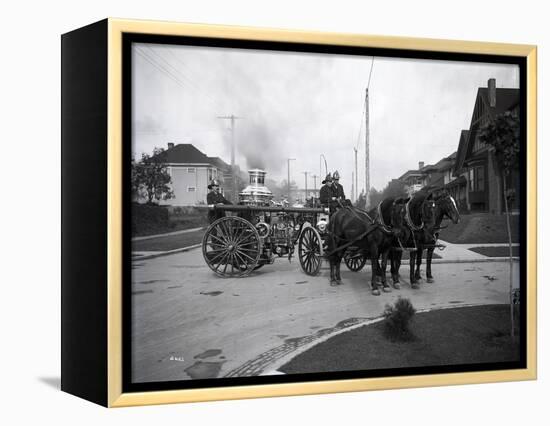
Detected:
[392,190,438,289]
[327,204,405,295]
[369,197,412,289]
[417,188,460,283]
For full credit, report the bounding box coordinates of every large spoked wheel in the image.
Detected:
[344,249,367,272]
[202,216,261,278]
[298,226,323,276]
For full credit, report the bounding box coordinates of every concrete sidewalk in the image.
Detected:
[434,239,519,262]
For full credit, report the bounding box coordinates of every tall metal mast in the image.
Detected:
[217,114,242,202]
[364,88,370,207]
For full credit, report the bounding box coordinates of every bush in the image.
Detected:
[383,297,416,341]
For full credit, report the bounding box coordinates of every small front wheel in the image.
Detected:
[298,226,322,276]
[344,250,367,272]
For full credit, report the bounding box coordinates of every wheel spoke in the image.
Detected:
[213,251,231,270]
[208,250,229,265]
[237,250,257,262]
[209,233,228,246]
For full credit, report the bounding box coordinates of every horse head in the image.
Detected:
[420,194,438,244]
[439,193,460,224]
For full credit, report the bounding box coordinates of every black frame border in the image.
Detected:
[122,33,528,394]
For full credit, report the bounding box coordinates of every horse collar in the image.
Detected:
[405,198,424,231]
[376,202,393,234]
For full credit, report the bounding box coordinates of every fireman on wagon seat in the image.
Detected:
[319,173,338,214]
[332,170,347,203]
[206,179,232,224]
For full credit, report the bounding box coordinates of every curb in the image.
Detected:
[431,257,520,264]
[131,245,519,263]
[132,226,206,241]
[132,244,201,261]
[258,302,491,376]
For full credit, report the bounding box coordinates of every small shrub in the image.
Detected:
[383,297,416,341]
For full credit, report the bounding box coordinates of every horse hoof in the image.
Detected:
[393,283,401,290]
[372,288,381,296]
[427,277,434,283]
[337,280,343,285]
[382,285,392,293]
[330,280,338,287]
[411,283,420,290]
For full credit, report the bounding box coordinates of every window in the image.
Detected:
[187,187,196,192]
[475,166,485,191]
[469,166,485,191]
[187,167,196,173]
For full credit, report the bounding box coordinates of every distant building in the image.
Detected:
[152,143,230,206]
[398,162,430,196]
[453,82,520,213]
[294,188,320,203]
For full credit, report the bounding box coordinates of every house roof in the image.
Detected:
[476,87,520,119]
[153,144,229,169]
[398,170,424,181]
[461,87,520,166]
[453,130,470,175]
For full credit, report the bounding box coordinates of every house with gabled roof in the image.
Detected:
[152,143,231,206]
[453,79,520,213]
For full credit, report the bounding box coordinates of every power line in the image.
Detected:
[135,48,188,91]
[144,46,220,108]
[367,56,375,90]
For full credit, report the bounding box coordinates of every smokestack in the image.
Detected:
[167,142,175,149]
[488,78,497,107]
[419,161,425,169]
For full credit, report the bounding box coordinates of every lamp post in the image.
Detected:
[302,171,309,203]
[319,154,328,179]
[287,158,296,201]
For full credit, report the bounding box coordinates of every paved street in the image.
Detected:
[131,247,519,383]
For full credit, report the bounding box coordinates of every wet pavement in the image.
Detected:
[131,247,519,383]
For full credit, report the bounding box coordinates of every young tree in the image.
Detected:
[132,147,174,205]
[354,191,367,210]
[382,179,408,200]
[478,110,520,339]
[368,187,384,208]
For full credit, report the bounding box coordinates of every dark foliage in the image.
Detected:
[383,297,416,341]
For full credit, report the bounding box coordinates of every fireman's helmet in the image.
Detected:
[322,173,333,184]
[208,179,220,189]
[333,170,340,180]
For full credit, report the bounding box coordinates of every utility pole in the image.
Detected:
[302,171,309,203]
[353,147,358,203]
[217,114,243,203]
[287,158,296,202]
[351,172,356,202]
[364,88,370,208]
[312,174,318,192]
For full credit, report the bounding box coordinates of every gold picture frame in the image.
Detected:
[61,18,537,407]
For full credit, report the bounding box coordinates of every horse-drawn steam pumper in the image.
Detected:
[201,169,329,277]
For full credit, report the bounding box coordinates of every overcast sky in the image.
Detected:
[132,42,519,196]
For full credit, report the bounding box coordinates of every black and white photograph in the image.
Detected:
[129,39,524,386]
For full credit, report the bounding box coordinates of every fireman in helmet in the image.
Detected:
[332,170,346,203]
[206,179,232,224]
[319,173,339,214]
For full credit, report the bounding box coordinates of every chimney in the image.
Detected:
[419,161,424,169]
[488,78,496,107]
[167,142,175,149]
